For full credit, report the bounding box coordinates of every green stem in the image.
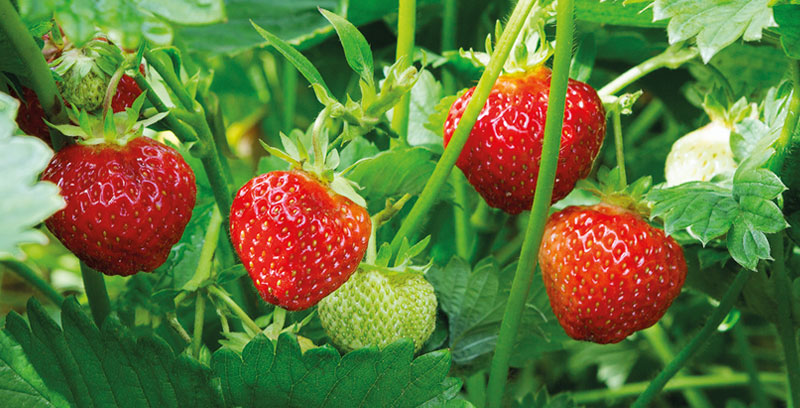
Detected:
[572,372,784,404]
[494,233,524,266]
[597,44,698,98]
[465,370,487,408]
[0,0,68,149]
[184,206,222,289]
[166,313,192,344]
[282,63,298,133]
[133,73,200,145]
[191,293,206,358]
[450,171,473,260]
[143,49,195,110]
[625,98,664,145]
[769,233,800,407]
[1,260,65,305]
[441,0,457,95]
[732,322,770,408]
[485,1,574,406]
[390,0,416,140]
[269,307,286,339]
[642,324,713,408]
[208,285,262,334]
[311,108,329,172]
[612,109,627,185]
[388,0,537,258]
[80,263,112,327]
[769,60,800,175]
[631,269,751,407]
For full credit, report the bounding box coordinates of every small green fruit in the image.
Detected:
[318,267,437,353]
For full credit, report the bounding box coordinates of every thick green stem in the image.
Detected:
[166,313,192,344]
[598,45,698,98]
[732,322,770,408]
[465,370,487,408]
[625,99,664,145]
[390,0,416,140]
[389,0,537,258]
[80,263,112,327]
[0,0,68,149]
[631,269,751,407]
[485,1,574,406]
[769,60,800,175]
[1,260,64,305]
[769,233,800,407]
[191,293,206,359]
[642,324,713,408]
[612,109,627,185]
[208,285,262,334]
[450,171,473,260]
[143,49,195,110]
[441,0,457,94]
[572,372,784,404]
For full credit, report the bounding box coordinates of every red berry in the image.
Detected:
[110,73,143,113]
[42,137,197,276]
[230,170,371,311]
[539,204,687,344]
[444,66,606,214]
[12,87,51,144]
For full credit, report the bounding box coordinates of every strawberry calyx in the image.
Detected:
[50,39,125,112]
[702,86,758,129]
[44,93,167,146]
[576,166,653,218]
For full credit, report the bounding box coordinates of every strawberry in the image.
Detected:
[664,121,737,187]
[539,203,686,344]
[42,136,196,276]
[229,170,371,311]
[11,87,50,143]
[318,266,437,352]
[443,66,606,214]
[111,71,144,113]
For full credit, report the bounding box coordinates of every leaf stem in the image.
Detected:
[207,285,262,334]
[390,0,416,140]
[166,312,192,344]
[485,1,575,406]
[631,268,751,407]
[572,372,784,404]
[388,0,538,258]
[768,233,800,407]
[1,260,64,306]
[732,322,770,408]
[641,324,713,408]
[191,293,206,359]
[450,171,473,260]
[597,44,698,98]
[768,59,800,174]
[612,109,627,185]
[0,0,68,149]
[80,262,112,327]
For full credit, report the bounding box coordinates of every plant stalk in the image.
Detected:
[0,0,68,149]
[485,1,575,406]
[631,268,751,407]
[208,285,262,334]
[191,293,206,359]
[732,322,770,408]
[612,109,627,185]
[1,260,65,306]
[769,233,800,407]
[80,263,112,327]
[388,0,537,258]
[598,45,698,98]
[769,60,800,176]
[390,0,416,140]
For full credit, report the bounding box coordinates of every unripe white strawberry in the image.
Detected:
[317,267,437,353]
[664,121,737,187]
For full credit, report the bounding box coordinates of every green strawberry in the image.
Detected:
[318,266,437,352]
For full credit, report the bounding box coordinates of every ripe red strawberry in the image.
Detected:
[12,87,51,143]
[443,66,606,214]
[111,72,144,112]
[42,137,196,276]
[230,170,371,311]
[539,203,686,344]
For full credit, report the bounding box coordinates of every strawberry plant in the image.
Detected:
[1,0,800,407]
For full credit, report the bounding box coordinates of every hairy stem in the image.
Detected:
[769,60,800,175]
[167,313,192,344]
[572,372,784,404]
[1,260,65,306]
[732,322,770,408]
[769,233,800,407]
[388,0,537,258]
[0,0,68,149]
[631,269,751,407]
[80,263,111,327]
[485,1,575,406]
[191,293,206,359]
[208,285,262,334]
[390,0,416,140]
[598,45,698,98]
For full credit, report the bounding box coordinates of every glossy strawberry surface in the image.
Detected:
[42,137,196,276]
[539,204,686,344]
[13,87,51,143]
[110,67,145,113]
[230,170,371,311]
[444,66,606,214]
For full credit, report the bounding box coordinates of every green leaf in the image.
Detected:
[648,183,738,244]
[346,147,440,209]
[136,0,225,25]
[397,70,444,152]
[653,0,774,62]
[0,330,69,407]
[212,333,459,407]
[737,196,786,234]
[251,21,334,99]
[4,298,222,407]
[774,5,800,58]
[727,218,771,270]
[575,0,663,28]
[732,168,786,201]
[569,33,596,83]
[0,93,65,260]
[319,9,374,84]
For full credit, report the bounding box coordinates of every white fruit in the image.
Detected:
[664,121,737,187]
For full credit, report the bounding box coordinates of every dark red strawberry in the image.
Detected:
[12,87,51,143]
[42,137,196,276]
[539,203,686,344]
[443,66,606,214]
[230,170,371,311]
[111,72,144,113]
